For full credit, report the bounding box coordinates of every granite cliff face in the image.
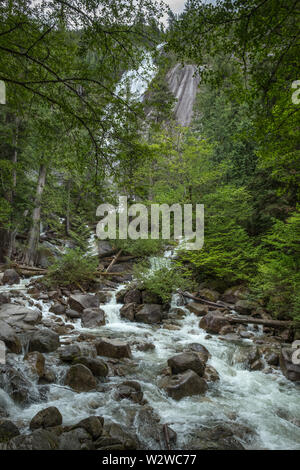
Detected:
[166,63,200,127]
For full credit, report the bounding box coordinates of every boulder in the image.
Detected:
[8,429,59,450]
[0,293,10,305]
[186,343,211,361]
[96,338,131,359]
[186,424,245,450]
[136,342,155,352]
[0,364,33,404]
[64,364,97,392]
[197,288,220,302]
[68,294,100,313]
[73,356,108,377]
[124,288,142,304]
[30,407,63,430]
[161,370,207,400]
[71,416,103,440]
[81,308,105,328]
[114,381,143,404]
[49,303,66,315]
[120,303,137,322]
[2,269,20,285]
[0,320,22,353]
[65,308,81,319]
[199,311,230,334]
[24,351,45,377]
[265,352,279,366]
[59,428,94,450]
[186,303,209,316]
[96,422,138,450]
[97,291,112,303]
[235,299,258,315]
[0,419,20,442]
[59,344,81,362]
[168,352,206,376]
[134,406,176,450]
[280,348,300,382]
[135,304,163,324]
[204,365,220,382]
[141,290,162,304]
[0,304,42,329]
[28,329,60,353]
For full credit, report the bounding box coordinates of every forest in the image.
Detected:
[0,0,299,452]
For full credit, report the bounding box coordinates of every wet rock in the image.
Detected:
[81,308,105,328]
[204,365,220,382]
[199,311,230,334]
[221,285,248,304]
[97,241,113,256]
[64,364,97,392]
[49,303,66,315]
[65,308,81,319]
[135,304,163,324]
[59,344,81,362]
[161,370,207,400]
[71,416,103,440]
[235,299,258,315]
[120,302,138,321]
[0,419,20,442]
[96,338,131,359]
[280,348,300,382]
[0,364,34,404]
[250,359,264,371]
[59,427,94,450]
[99,422,138,450]
[265,352,279,366]
[116,288,127,304]
[39,367,57,385]
[186,424,245,450]
[141,290,162,305]
[135,341,155,352]
[162,323,181,331]
[24,351,45,377]
[186,303,209,316]
[73,356,108,377]
[3,269,20,285]
[115,381,143,404]
[135,405,176,450]
[97,291,112,303]
[0,293,10,305]
[0,304,42,329]
[0,320,22,353]
[8,429,59,450]
[168,352,206,376]
[197,288,220,302]
[68,294,100,313]
[28,329,60,353]
[219,325,235,336]
[30,407,63,430]
[124,288,142,304]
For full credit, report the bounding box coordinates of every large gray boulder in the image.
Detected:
[0,419,20,442]
[71,416,103,440]
[81,308,105,328]
[73,356,108,377]
[199,311,230,334]
[120,303,137,321]
[30,407,62,430]
[161,370,207,400]
[0,320,21,353]
[28,329,60,353]
[2,269,20,285]
[96,338,131,359]
[135,304,163,324]
[168,352,206,377]
[8,429,59,450]
[280,347,300,382]
[64,364,97,392]
[68,294,100,313]
[0,304,42,330]
[124,288,142,304]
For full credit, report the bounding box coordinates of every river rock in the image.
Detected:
[197,288,220,302]
[135,304,163,324]
[59,427,94,450]
[265,352,279,366]
[124,288,142,304]
[185,343,211,363]
[235,299,258,315]
[204,365,220,382]
[0,293,10,305]
[186,424,245,450]
[81,308,105,328]
[68,294,100,313]
[2,269,20,285]
[73,356,108,377]
[135,341,155,352]
[24,351,45,377]
[0,419,20,442]
[0,304,42,329]
[120,303,137,321]
[8,429,59,450]
[168,352,206,376]
[0,320,22,353]
[64,364,97,392]
[161,370,208,400]
[96,422,138,450]
[28,329,60,353]
[71,416,103,440]
[59,344,81,362]
[114,381,143,404]
[186,303,209,316]
[49,303,66,315]
[30,406,63,430]
[199,311,230,334]
[96,338,131,359]
[221,285,248,304]
[134,406,176,450]
[0,364,33,404]
[65,308,81,319]
[141,290,163,304]
[280,348,300,382]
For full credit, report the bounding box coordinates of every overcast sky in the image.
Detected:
[166,0,186,14]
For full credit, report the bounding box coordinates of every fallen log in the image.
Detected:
[178,290,231,310]
[227,316,293,329]
[105,249,122,273]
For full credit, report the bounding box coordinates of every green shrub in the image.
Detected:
[114,237,165,257]
[46,248,97,287]
[133,261,194,304]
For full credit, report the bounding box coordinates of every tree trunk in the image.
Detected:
[23,164,47,266]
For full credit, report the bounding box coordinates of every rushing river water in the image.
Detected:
[1,258,300,450]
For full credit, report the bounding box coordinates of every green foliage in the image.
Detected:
[134,262,194,304]
[46,248,97,288]
[114,238,165,257]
